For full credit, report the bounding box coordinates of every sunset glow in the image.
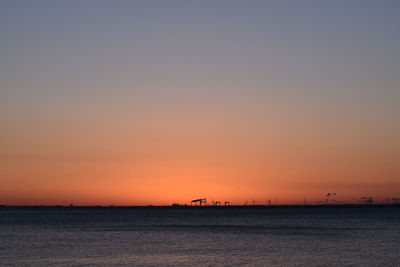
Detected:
[1,1,399,206]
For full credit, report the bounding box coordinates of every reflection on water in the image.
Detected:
[0,206,399,266]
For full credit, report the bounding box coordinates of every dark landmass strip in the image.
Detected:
[0,204,399,209]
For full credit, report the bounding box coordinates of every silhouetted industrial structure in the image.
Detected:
[361,197,374,204]
[191,198,206,206]
[184,193,400,207]
[326,193,336,204]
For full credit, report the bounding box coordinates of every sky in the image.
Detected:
[1,0,399,205]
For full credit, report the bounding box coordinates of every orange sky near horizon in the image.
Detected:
[1,107,399,205]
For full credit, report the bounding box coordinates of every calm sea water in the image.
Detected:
[0,206,399,266]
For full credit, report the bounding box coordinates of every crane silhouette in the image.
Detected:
[191,198,207,206]
[211,200,221,206]
[326,193,336,204]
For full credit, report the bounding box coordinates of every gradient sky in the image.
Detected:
[1,0,399,205]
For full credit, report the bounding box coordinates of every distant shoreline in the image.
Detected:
[1,204,399,208]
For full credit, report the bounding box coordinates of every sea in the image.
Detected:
[0,206,399,266]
